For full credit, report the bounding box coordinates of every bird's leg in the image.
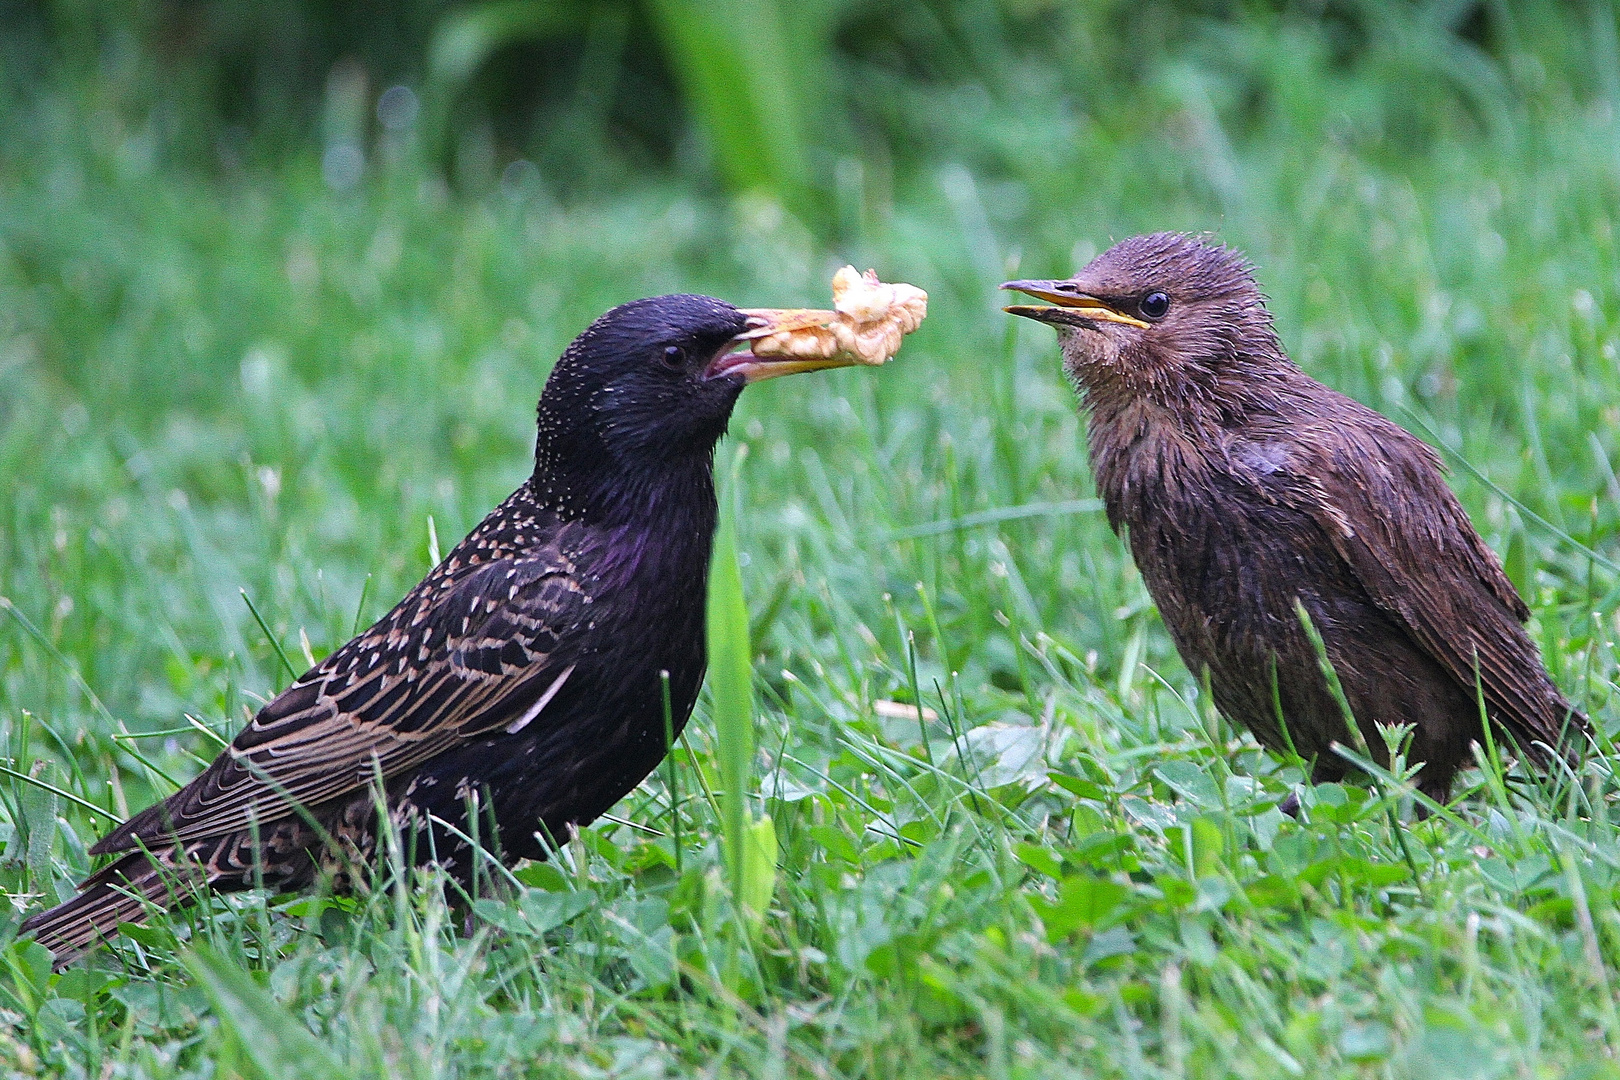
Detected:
[1413,774,1453,821]
[1279,754,1358,818]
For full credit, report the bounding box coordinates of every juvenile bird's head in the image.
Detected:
[1003,233,1289,415]
[533,293,863,520]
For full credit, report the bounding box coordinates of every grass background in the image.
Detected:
[3,1,1620,1076]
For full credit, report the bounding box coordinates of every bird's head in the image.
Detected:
[534,293,865,516]
[1002,233,1286,410]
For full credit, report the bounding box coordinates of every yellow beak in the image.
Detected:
[999,280,1151,329]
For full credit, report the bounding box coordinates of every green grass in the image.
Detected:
[4,10,1620,1077]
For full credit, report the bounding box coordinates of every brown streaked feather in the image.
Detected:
[24,812,354,963]
[20,849,206,963]
[92,538,590,856]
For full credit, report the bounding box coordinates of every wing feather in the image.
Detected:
[92,549,590,855]
[1262,407,1585,759]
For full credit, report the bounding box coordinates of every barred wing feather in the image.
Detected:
[91,554,589,854]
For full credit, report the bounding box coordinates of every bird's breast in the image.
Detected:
[1095,430,1352,654]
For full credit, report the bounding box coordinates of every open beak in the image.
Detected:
[704,309,861,383]
[1000,280,1150,329]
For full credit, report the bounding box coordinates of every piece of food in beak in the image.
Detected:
[743,267,928,367]
[738,310,844,362]
[828,265,929,361]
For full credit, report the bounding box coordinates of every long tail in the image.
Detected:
[19,851,200,967]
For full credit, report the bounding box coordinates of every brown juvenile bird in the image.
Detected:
[1004,233,1587,805]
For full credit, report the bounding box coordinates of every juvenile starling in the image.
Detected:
[24,294,869,963]
[1004,233,1587,805]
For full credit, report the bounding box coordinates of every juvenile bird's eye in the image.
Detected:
[1140,292,1170,320]
[662,345,687,369]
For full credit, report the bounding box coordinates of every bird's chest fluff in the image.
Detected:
[576,533,711,736]
[1095,426,1354,666]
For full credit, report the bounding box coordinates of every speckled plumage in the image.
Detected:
[1008,233,1588,805]
[24,294,759,963]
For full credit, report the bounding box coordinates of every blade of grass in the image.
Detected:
[1,597,181,791]
[1295,600,1425,895]
[886,499,1105,540]
[240,589,298,684]
[661,669,683,874]
[183,945,347,1080]
[1400,407,1620,576]
[643,0,811,201]
[351,573,373,636]
[0,761,119,823]
[707,448,775,926]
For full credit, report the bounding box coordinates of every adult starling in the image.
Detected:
[24,294,868,963]
[1004,233,1587,805]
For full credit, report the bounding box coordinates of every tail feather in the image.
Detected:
[19,852,201,967]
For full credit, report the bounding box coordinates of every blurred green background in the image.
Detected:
[3,0,1613,727]
[4,2,1620,1076]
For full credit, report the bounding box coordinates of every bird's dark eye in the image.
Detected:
[661,345,687,370]
[1140,292,1170,320]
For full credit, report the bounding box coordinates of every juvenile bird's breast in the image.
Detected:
[1090,416,1361,659]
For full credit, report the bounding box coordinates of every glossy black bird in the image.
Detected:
[24,294,864,964]
[1004,233,1588,806]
